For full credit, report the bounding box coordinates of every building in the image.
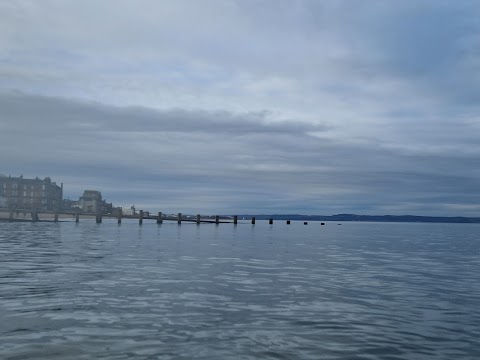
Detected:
[62,198,80,212]
[0,175,63,211]
[78,190,102,213]
[121,205,136,216]
[78,190,113,214]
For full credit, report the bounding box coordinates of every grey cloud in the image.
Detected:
[1,92,479,216]
[0,92,328,135]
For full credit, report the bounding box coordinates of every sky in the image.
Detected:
[1,0,480,216]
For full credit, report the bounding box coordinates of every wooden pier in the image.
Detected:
[0,209,235,224]
[0,209,298,225]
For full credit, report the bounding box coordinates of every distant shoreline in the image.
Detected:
[1,210,479,224]
[236,214,480,224]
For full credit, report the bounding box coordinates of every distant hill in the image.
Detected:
[235,214,480,223]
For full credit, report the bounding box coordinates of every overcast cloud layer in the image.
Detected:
[1,0,480,216]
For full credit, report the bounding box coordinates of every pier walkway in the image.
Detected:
[0,209,239,225]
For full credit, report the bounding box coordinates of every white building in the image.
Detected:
[122,205,136,216]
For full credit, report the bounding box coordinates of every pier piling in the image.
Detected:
[286,220,290,225]
[269,218,273,224]
[1,209,256,225]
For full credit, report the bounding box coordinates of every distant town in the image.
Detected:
[0,174,134,216]
[2,174,480,224]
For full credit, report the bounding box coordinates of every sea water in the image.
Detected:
[1,220,479,359]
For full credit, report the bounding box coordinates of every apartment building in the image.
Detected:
[0,175,63,211]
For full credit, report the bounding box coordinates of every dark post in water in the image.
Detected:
[177,213,182,224]
[75,210,80,223]
[117,209,122,224]
[54,212,59,222]
[139,210,143,225]
[215,215,219,224]
[251,217,256,224]
[196,214,201,224]
[269,218,273,224]
[233,215,238,225]
[157,212,163,224]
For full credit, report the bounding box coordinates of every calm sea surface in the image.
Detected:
[1,220,479,359]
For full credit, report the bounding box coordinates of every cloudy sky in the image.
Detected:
[1,0,480,216]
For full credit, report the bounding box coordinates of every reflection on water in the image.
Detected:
[1,221,479,359]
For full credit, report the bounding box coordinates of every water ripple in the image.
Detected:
[0,221,479,359]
